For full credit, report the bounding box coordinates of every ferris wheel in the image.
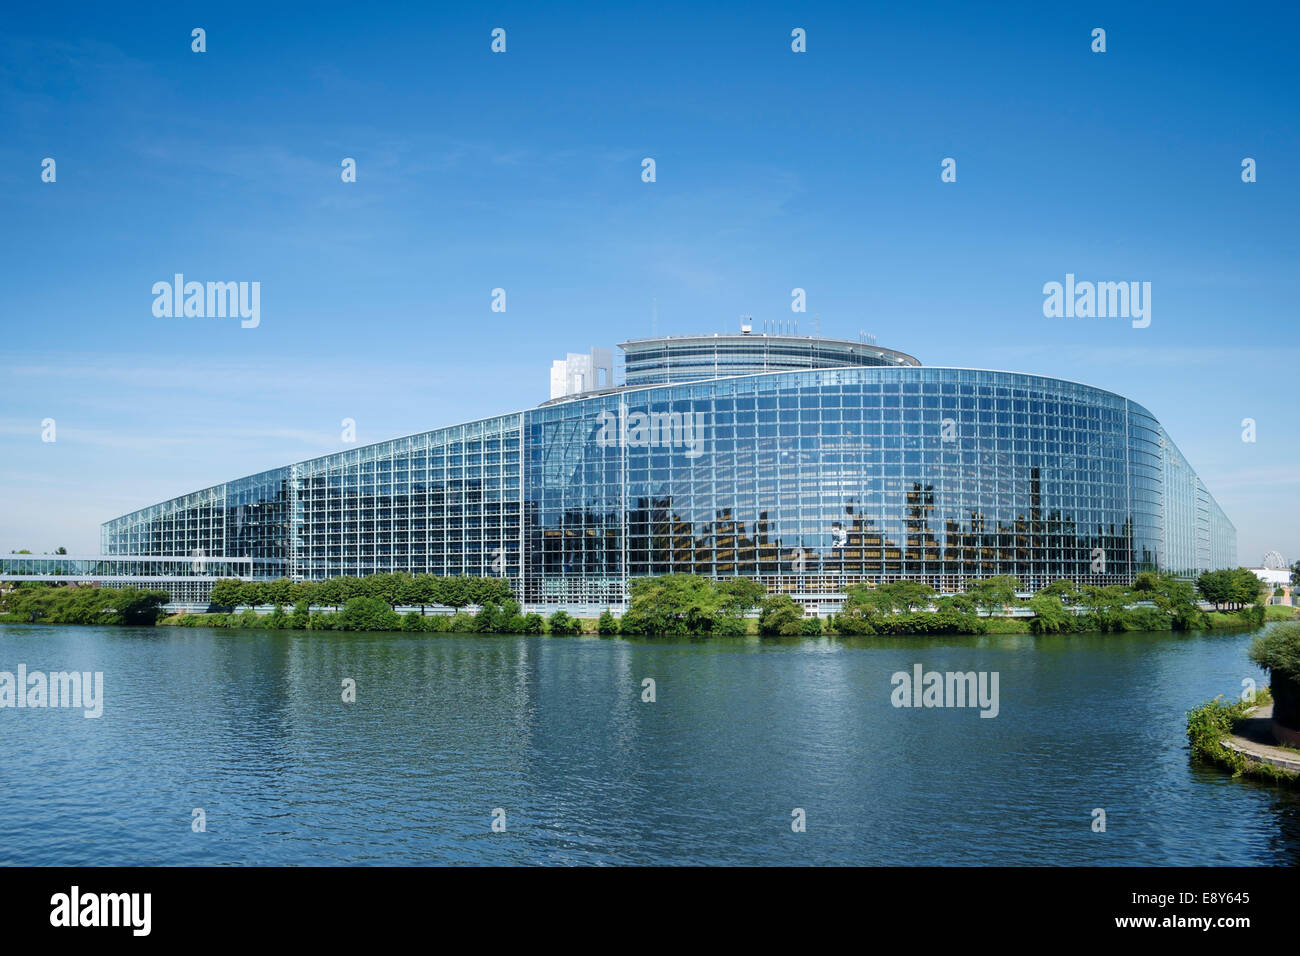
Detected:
[1262,550,1286,570]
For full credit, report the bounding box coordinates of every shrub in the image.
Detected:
[1028,595,1074,634]
[800,617,823,636]
[758,595,803,636]
[712,613,748,637]
[339,596,401,631]
[597,610,619,636]
[1120,606,1171,632]
[521,613,545,635]
[448,612,476,633]
[547,611,582,636]
[1249,623,1300,730]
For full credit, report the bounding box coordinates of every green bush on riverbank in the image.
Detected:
[1186,688,1298,785]
[0,583,170,625]
[4,565,1280,639]
[1248,623,1300,732]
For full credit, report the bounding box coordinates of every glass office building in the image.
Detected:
[101,334,1236,610]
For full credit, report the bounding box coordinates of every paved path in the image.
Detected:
[1224,701,1300,774]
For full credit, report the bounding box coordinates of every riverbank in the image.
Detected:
[4,571,1292,637]
[2,603,1285,637]
[1187,688,1300,786]
[146,603,1283,636]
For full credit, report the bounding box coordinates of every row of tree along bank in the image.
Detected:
[1,567,1281,636]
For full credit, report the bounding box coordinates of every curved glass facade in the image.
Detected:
[102,363,1236,609]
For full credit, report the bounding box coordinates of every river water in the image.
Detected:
[1,622,1297,865]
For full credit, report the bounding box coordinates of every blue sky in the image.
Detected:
[1,1,1297,564]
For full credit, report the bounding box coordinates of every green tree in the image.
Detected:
[547,610,582,636]
[758,594,804,636]
[1077,584,1133,632]
[209,578,243,609]
[368,572,405,609]
[237,580,265,609]
[622,574,721,635]
[315,577,345,611]
[439,577,472,610]
[339,596,401,631]
[1027,594,1073,634]
[880,580,936,612]
[264,577,295,607]
[597,610,619,636]
[1196,569,1234,611]
[1231,568,1267,609]
[291,580,317,607]
[966,576,1021,615]
[715,577,767,614]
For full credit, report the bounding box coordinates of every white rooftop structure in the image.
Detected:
[549,347,613,399]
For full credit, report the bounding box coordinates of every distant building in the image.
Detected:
[1249,562,1293,606]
